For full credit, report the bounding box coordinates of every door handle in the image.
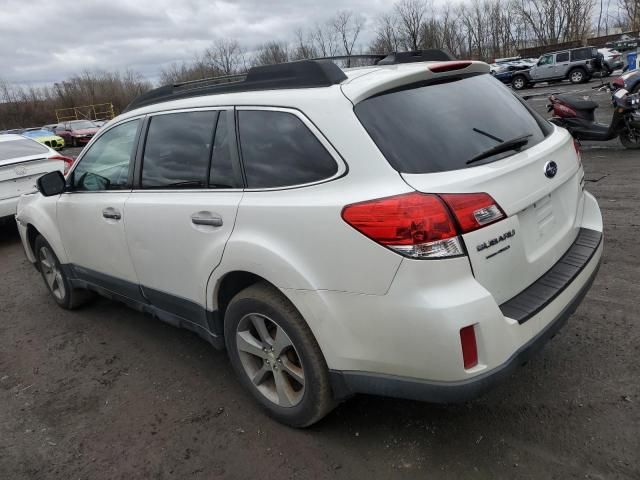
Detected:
[191,213,223,227]
[102,208,122,220]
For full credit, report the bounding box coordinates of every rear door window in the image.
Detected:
[556,52,569,62]
[355,74,551,174]
[141,111,217,189]
[238,110,338,188]
[0,138,48,161]
[571,48,593,61]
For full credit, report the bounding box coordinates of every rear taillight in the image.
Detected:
[341,192,505,259]
[439,193,505,233]
[573,139,582,167]
[341,193,462,259]
[48,155,74,175]
[460,325,478,369]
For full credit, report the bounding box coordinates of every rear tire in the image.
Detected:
[620,130,640,149]
[224,282,335,427]
[569,68,586,84]
[34,235,94,309]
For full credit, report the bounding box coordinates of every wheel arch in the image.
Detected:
[23,218,69,265]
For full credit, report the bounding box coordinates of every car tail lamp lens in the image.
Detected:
[48,155,74,175]
[341,192,463,259]
[573,139,582,167]
[439,193,505,233]
[460,325,478,369]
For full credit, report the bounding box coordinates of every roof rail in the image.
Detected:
[123,49,456,113]
[123,59,347,113]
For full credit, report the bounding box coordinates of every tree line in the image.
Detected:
[1,0,638,129]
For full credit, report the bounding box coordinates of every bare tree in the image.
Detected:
[618,0,640,29]
[312,21,339,57]
[204,38,246,75]
[332,10,365,65]
[395,0,427,50]
[370,13,402,54]
[253,41,290,66]
[291,29,318,60]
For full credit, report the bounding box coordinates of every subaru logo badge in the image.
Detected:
[544,161,558,179]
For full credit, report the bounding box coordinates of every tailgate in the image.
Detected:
[402,128,584,304]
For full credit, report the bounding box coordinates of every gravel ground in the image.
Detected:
[1,80,639,479]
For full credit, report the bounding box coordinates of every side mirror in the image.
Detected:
[37,171,66,197]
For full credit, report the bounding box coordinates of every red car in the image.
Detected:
[54,120,100,147]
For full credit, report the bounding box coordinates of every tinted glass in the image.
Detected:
[238,111,337,188]
[355,74,551,174]
[556,52,569,62]
[142,111,217,189]
[72,119,140,191]
[571,48,594,61]
[209,111,237,188]
[0,138,48,161]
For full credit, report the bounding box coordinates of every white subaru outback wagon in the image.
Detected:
[16,52,603,427]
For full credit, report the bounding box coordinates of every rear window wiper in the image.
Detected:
[466,134,533,165]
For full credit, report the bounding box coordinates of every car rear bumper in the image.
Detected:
[284,190,603,402]
[329,238,601,402]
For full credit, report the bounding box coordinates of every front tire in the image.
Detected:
[224,282,335,427]
[511,75,527,90]
[34,235,94,309]
[569,68,586,84]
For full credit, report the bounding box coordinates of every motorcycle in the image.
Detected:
[547,84,640,149]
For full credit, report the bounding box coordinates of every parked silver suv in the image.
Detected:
[512,47,601,90]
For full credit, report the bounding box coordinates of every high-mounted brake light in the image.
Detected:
[439,193,505,233]
[48,154,74,175]
[341,192,463,259]
[428,61,472,73]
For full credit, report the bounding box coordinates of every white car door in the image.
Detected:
[57,118,143,300]
[124,109,243,327]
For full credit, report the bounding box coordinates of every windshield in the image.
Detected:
[354,74,551,174]
[23,129,51,136]
[0,139,48,160]
[70,121,97,130]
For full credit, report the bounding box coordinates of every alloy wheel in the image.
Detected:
[235,313,305,407]
[571,71,583,83]
[39,246,66,301]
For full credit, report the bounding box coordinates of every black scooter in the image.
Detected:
[547,85,640,149]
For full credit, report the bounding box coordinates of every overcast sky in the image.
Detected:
[1,0,391,87]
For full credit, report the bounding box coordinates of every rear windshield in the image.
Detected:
[355,74,552,174]
[0,138,48,161]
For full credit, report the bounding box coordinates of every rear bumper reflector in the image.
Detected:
[499,228,602,324]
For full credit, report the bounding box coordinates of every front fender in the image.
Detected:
[16,193,67,264]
